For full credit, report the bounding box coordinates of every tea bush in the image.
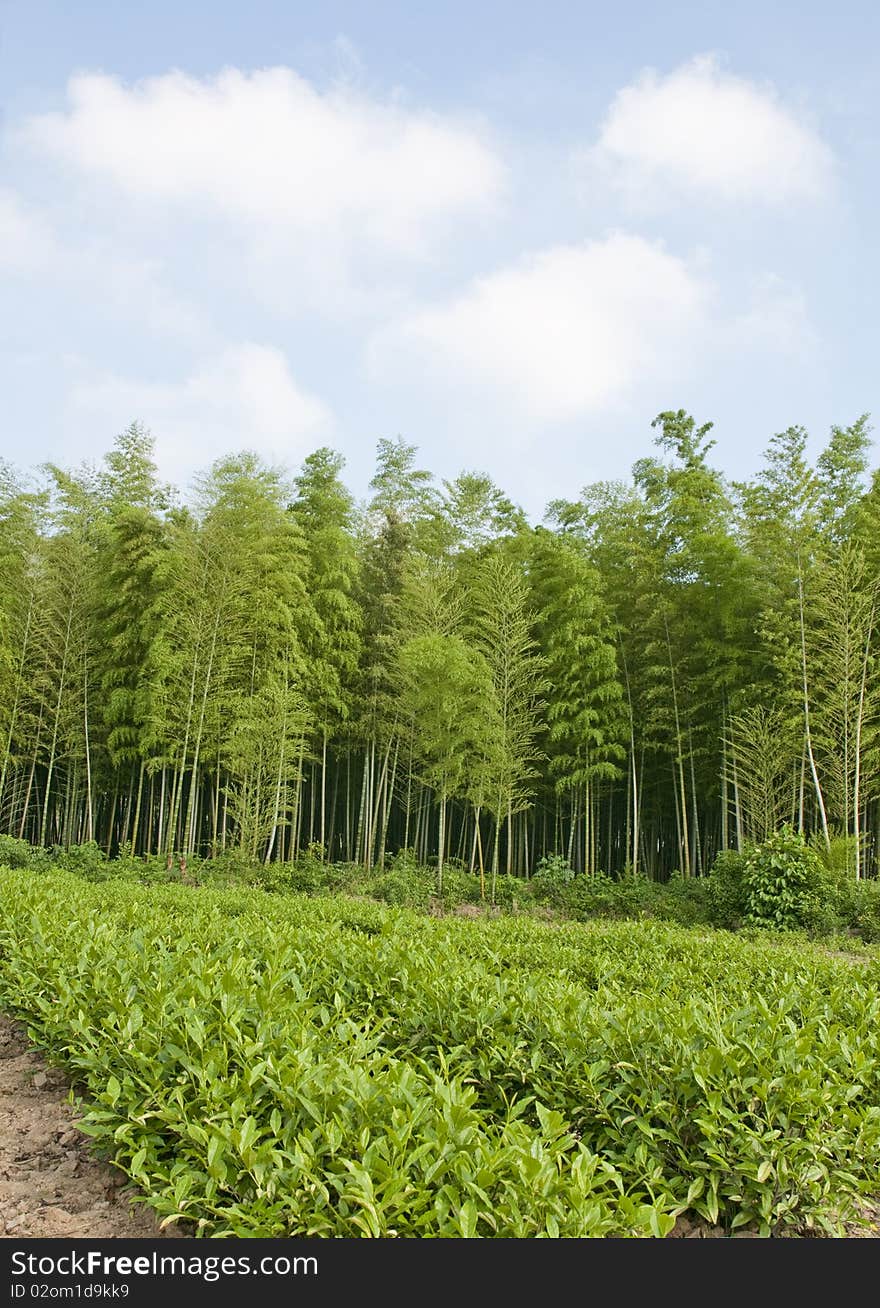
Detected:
[0,868,878,1238]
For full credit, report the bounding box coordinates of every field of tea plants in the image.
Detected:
[0,867,878,1238]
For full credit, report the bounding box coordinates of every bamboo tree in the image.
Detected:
[530,528,626,874]
[809,544,879,871]
[468,552,546,883]
[0,414,877,885]
[0,469,42,829]
[726,704,798,842]
[289,448,362,856]
[395,632,501,895]
[30,466,105,847]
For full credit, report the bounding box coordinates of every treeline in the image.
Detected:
[0,411,878,882]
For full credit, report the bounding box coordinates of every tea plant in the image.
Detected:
[0,868,877,1238]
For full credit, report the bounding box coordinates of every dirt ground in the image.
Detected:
[1,1010,876,1239]
[0,1013,180,1239]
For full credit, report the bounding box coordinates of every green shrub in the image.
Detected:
[531,868,712,926]
[366,869,432,908]
[194,849,260,887]
[530,855,577,908]
[318,861,364,894]
[486,873,522,908]
[706,848,749,928]
[804,835,880,939]
[366,849,435,909]
[541,872,639,920]
[199,845,342,895]
[438,865,484,908]
[707,835,864,937]
[2,870,879,1236]
[533,853,575,884]
[844,879,880,942]
[649,873,713,927]
[811,831,860,880]
[388,847,422,873]
[741,827,829,931]
[132,856,190,885]
[51,840,108,880]
[291,842,335,891]
[365,851,489,911]
[0,834,37,869]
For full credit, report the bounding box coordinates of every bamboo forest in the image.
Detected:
[1,408,878,886]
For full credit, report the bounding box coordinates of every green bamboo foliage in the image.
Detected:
[396,632,500,894]
[0,469,43,833]
[726,705,798,844]
[27,467,105,849]
[0,414,877,878]
[468,552,547,882]
[530,528,627,874]
[808,544,879,877]
[224,659,311,861]
[289,449,362,857]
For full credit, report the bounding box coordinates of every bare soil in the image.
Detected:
[0,1013,180,1239]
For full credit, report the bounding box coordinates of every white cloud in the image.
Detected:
[0,187,209,344]
[0,189,57,271]
[24,67,504,257]
[69,344,331,485]
[583,54,833,208]
[1,56,827,504]
[370,233,711,423]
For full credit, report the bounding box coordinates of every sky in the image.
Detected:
[2,0,879,516]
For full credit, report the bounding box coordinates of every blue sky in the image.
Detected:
[2,1,879,514]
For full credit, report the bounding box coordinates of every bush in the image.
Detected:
[0,835,36,869]
[830,876,880,943]
[132,855,191,885]
[199,844,344,895]
[533,853,575,884]
[811,831,860,880]
[281,843,328,895]
[741,826,829,932]
[805,834,880,938]
[530,855,576,908]
[849,879,880,941]
[318,861,364,894]
[437,865,484,908]
[649,873,713,927]
[366,849,435,909]
[530,867,713,926]
[363,850,492,911]
[193,849,259,887]
[367,868,432,909]
[707,835,868,937]
[486,873,522,908]
[51,841,108,880]
[706,849,749,929]
[537,872,642,921]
